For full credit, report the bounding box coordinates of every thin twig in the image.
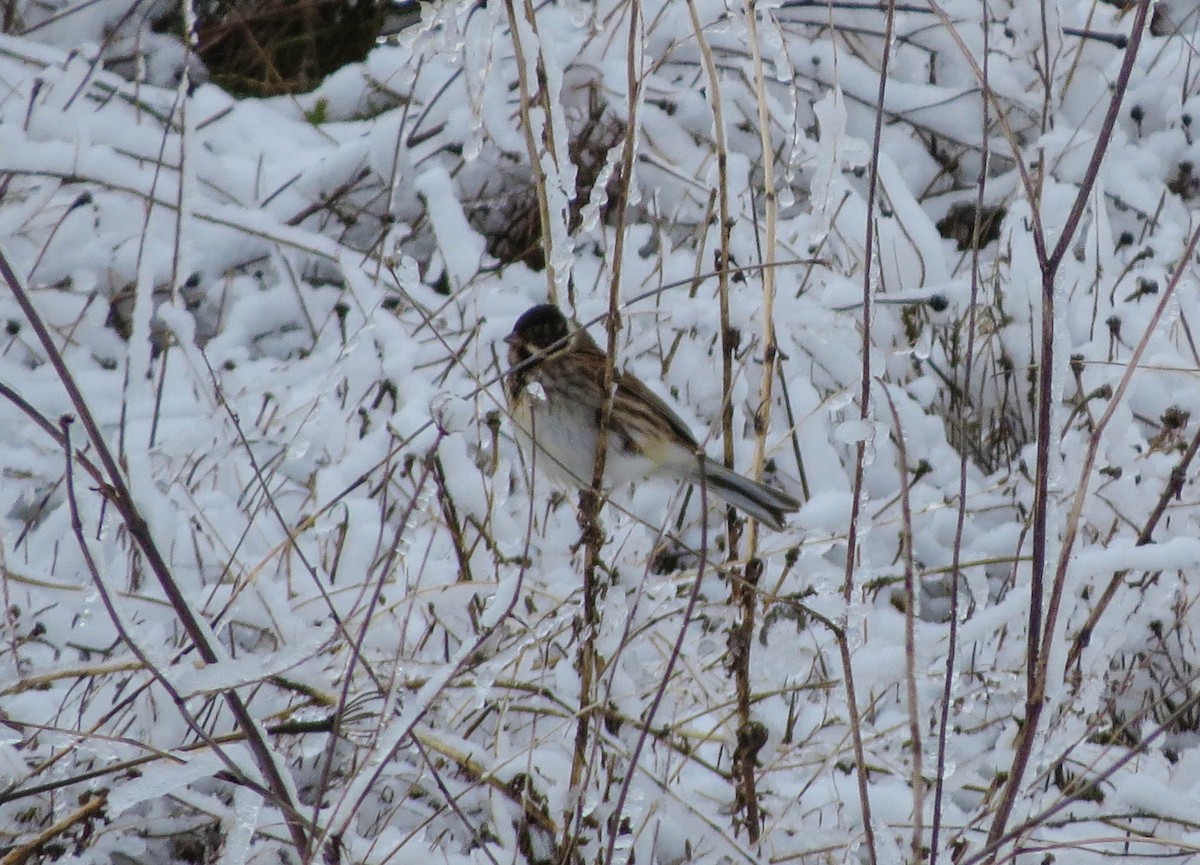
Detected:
[0,246,310,855]
[835,0,897,860]
[602,474,711,865]
[0,790,107,865]
[929,5,991,859]
[880,386,923,860]
[983,2,1155,854]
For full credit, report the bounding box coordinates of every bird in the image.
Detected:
[503,303,800,531]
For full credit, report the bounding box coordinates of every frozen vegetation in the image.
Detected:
[0,0,1199,863]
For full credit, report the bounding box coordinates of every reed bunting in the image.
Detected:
[504,303,800,531]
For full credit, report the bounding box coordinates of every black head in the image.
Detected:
[507,304,570,351]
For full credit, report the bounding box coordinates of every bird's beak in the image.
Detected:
[503,333,518,346]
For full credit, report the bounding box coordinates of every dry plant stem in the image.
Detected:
[1136,425,1200,545]
[742,0,779,513]
[657,233,800,799]
[563,3,643,859]
[881,388,923,860]
[3,164,342,266]
[411,736,505,865]
[728,567,760,839]
[59,418,309,834]
[125,59,199,456]
[921,0,1042,241]
[728,0,789,839]
[327,570,530,845]
[1041,668,1200,800]
[929,8,991,861]
[1,728,251,806]
[683,0,736,519]
[3,657,183,803]
[0,789,106,865]
[602,485,712,865]
[129,84,184,454]
[1037,220,1198,657]
[961,685,1200,865]
[24,193,88,286]
[306,446,440,863]
[194,349,378,691]
[432,455,475,583]
[501,0,559,303]
[0,248,310,855]
[780,597,880,828]
[152,18,198,449]
[1065,422,1200,672]
[0,381,106,484]
[984,2,1152,855]
[586,501,701,850]
[831,2,896,862]
[1044,0,1152,270]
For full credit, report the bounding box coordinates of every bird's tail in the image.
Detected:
[686,457,801,532]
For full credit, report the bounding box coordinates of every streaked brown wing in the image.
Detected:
[573,328,700,454]
[614,368,699,452]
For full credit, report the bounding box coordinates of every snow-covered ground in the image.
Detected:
[1,0,1199,862]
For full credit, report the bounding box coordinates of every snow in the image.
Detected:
[0,0,1199,863]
